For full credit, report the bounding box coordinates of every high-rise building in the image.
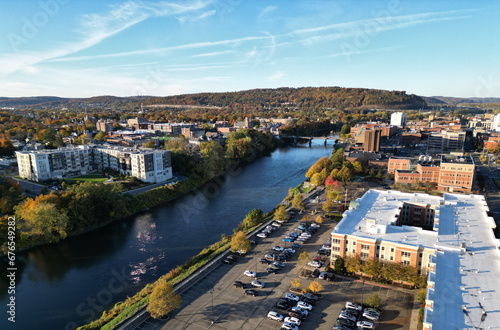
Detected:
[391,112,407,127]
[363,128,381,152]
[493,113,500,132]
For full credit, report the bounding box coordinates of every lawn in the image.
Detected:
[65,174,108,184]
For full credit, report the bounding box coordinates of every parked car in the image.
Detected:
[282,237,293,242]
[341,307,360,317]
[244,289,258,296]
[266,267,278,274]
[357,320,375,329]
[363,308,381,317]
[296,301,312,311]
[284,248,296,254]
[223,258,233,264]
[333,324,351,330]
[288,311,306,321]
[291,243,302,249]
[281,323,299,330]
[267,311,284,321]
[319,271,334,280]
[251,280,265,288]
[302,292,319,301]
[273,245,284,252]
[227,255,238,262]
[233,281,246,288]
[338,312,357,322]
[346,302,362,311]
[285,293,300,302]
[291,306,309,317]
[284,316,301,326]
[362,311,380,321]
[260,258,272,264]
[257,232,267,238]
[265,253,276,260]
[244,270,256,278]
[272,221,282,227]
[317,249,328,255]
[308,261,321,268]
[336,317,355,328]
[275,301,292,311]
[311,269,320,278]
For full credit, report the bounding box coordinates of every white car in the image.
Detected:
[291,306,309,316]
[362,311,379,321]
[257,232,267,238]
[296,301,313,311]
[267,311,284,321]
[273,246,284,252]
[281,323,299,330]
[357,320,375,329]
[272,221,282,227]
[339,312,356,322]
[285,293,300,302]
[319,271,333,280]
[284,248,296,254]
[308,261,321,268]
[300,233,311,238]
[251,280,265,288]
[363,308,380,317]
[346,301,362,311]
[244,270,256,278]
[284,316,301,326]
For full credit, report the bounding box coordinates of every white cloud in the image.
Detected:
[188,50,234,58]
[177,9,216,23]
[268,72,285,81]
[0,0,213,75]
[258,6,277,18]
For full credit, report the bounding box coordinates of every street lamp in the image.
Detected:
[209,289,216,324]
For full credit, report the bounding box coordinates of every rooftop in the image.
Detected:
[332,189,500,329]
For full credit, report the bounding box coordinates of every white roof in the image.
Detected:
[332,189,500,329]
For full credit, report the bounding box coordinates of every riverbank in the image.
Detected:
[77,186,296,330]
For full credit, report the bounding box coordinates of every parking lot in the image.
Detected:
[152,197,415,330]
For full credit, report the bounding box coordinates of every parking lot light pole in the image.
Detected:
[210,289,215,324]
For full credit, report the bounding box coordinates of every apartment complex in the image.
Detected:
[16,145,172,183]
[331,189,500,330]
[391,155,475,193]
[363,128,381,152]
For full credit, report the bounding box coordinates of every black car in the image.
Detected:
[341,307,360,317]
[227,255,238,262]
[336,318,355,328]
[266,267,278,274]
[234,281,246,288]
[244,289,258,296]
[317,249,328,255]
[302,297,316,306]
[311,269,320,278]
[279,298,296,306]
[223,259,234,265]
[260,258,272,264]
[288,311,306,321]
[275,301,291,311]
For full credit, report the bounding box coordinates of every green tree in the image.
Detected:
[322,199,334,213]
[144,141,156,148]
[94,131,107,142]
[274,205,289,222]
[362,258,382,279]
[230,231,251,253]
[340,124,351,136]
[366,294,382,309]
[338,166,353,183]
[200,140,226,180]
[147,278,181,319]
[334,256,345,274]
[241,209,263,229]
[292,193,305,211]
[353,161,364,174]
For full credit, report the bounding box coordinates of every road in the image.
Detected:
[124,175,185,196]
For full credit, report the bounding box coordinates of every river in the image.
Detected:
[0,138,336,330]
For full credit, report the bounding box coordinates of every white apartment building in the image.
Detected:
[493,113,500,132]
[16,145,172,183]
[390,112,407,127]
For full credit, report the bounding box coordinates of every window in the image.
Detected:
[390,256,394,261]
[361,244,370,251]
[333,239,341,245]
[381,246,385,251]
[402,252,411,258]
[391,248,394,253]
[361,252,369,259]
[402,260,410,266]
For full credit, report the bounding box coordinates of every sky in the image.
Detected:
[0,0,499,99]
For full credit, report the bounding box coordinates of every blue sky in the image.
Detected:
[0,0,499,98]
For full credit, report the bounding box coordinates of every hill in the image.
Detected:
[423,96,500,105]
[0,87,425,110]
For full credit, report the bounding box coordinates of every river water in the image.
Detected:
[0,139,335,330]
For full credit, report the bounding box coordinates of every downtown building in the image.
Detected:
[331,189,500,329]
[16,145,172,183]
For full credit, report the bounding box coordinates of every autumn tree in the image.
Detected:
[200,140,226,180]
[292,193,304,211]
[297,251,312,268]
[302,214,311,223]
[291,278,301,289]
[344,254,361,274]
[148,278,181,319]
[309,280,323,293]
[230,231,251,253]
[366,294,382,309]
[362,258,382,279]
[144,141,156,148]
[315,215,323,224]
[274,204,289,222]
[15,199,69,244]
[337,166,353,183]
[241,209,263,230]
[322,199,334,213]
[310,172,323,186]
